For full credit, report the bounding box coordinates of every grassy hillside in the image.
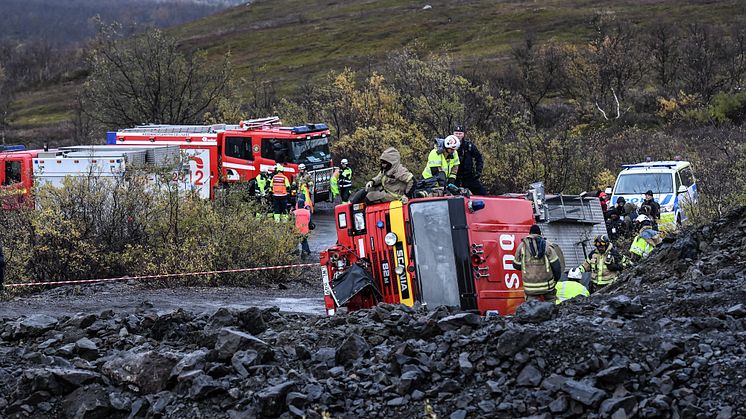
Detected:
[173,0,744,91]
[4,0,744,146]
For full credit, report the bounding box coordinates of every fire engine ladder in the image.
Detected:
[119,124,227,135]
[239,116,281,130]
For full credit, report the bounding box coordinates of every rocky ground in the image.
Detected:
[1,207,745,418]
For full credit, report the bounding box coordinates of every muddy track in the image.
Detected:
[0,206,338,319]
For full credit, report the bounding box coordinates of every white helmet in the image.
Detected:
[568,267,583,280]
[635,214,650,223]
[298,163,306,171]
[444,134,461,150]
[341,158,348,165]
[275,164,283,172]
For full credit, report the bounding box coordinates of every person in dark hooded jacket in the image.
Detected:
[365,147,415,204]
[513,225,563,302]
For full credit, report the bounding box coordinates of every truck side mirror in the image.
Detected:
[678,185,688,194]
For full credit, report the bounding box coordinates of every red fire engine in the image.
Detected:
[108,117,335,200]
[0,147,39,208]
[320,185,607,316]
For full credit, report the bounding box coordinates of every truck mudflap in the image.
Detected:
[331,264,382,307]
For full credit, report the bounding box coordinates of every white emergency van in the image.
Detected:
[609,161,698,227]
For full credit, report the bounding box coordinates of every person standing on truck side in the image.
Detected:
[512,225,563,303]
[640,190,661,230]
[294,163,314,212]
[453,126,485,195]
[272,164,292,222]
[365,147,415,204]
[338,158,353,204]
[576,234,631,293]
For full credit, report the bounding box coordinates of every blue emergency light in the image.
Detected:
[289,123,329,135]
[106,132,117,145]
[0,145,26,152]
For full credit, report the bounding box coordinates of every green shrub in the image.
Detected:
[0,175,301,290]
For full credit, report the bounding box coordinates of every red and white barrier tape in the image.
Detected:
[5,263,319,288]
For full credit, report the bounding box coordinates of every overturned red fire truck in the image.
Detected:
[320,184,606,316]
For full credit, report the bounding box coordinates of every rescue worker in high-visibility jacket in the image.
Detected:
[272,164,291,222]
[330,168,340,202]
[422,135,460,188]
[577,234,631,293]
[294,163,314,213]
[629,215,662,261]
[249,167,272,217]
[557,269,591,304]
[294,204,312,260]
[513,225,563,303]
[338,158,353,203]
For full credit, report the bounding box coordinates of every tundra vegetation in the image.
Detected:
[1,13,746,286]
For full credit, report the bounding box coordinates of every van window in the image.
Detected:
[679,167,694,187]
[615,173,674,194]
[3,160,22,186]
[225,137,253,161]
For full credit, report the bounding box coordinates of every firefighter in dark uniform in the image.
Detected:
[453,126,486,195]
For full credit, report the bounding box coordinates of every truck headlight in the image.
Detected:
[384,232,398,246]
[354,212,365,230]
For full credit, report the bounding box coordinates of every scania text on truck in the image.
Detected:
[320,184,606,316]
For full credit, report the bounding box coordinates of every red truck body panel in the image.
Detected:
[321,195,535,316]
[0,150,43,208]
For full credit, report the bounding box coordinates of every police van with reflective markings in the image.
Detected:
[609,161,698,227]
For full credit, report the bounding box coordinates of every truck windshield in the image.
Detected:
[289,138,331,165]
[615,173,674,194]
[409,200,461,307]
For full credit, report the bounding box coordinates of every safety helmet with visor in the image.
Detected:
[594,234,610,251]
[444,135,461,150]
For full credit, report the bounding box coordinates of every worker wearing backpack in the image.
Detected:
[513,225,563,303]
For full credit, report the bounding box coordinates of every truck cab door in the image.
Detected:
[0,155,31,208]
[221,135,255,182]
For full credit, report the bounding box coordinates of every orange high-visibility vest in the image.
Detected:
[272,173,289,196]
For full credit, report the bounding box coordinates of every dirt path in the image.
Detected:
[0,206,339,318]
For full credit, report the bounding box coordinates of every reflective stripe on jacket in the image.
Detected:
[421,148,443,179]
[630,236,654,257]
[513,235,560,295]
[272,173,290,196]
[556,281,590,304]
[579,244,629,286]
[339,167,353,187]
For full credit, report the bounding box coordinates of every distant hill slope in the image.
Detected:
[0,0,242,47]
[4,0,744,146]
[172,0,744,90]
